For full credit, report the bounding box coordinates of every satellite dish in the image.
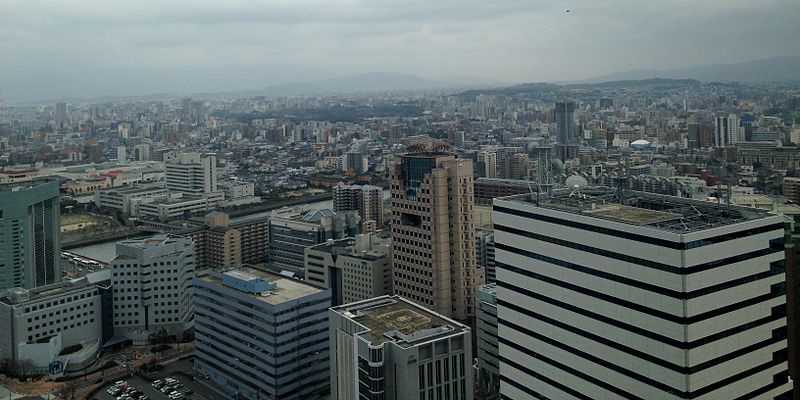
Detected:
[565,175,588,189]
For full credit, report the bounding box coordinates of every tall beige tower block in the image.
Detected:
[390,152,484,322]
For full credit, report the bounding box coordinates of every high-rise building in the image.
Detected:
[496,147,528,180]
[475,283,499,399]
[116,146,127,162]
[191,101,206,125]
[0,179,61,290]
[346,149,367,174]
[55,102,67,127]
[333,183,384,227]
[194,268,331,400]
[181,97,192,119]
[555,100,576,161]
[304,232,390,305]
[493,189,791,399]
[389,152,484,322]
[478,150,498,178]
[780,208,800,392]
[329,295,474,400]
[165,152,217,196]
[687,123,715,149]
[133,143,150,161]
[555,100,576,146]
[110,236,195,344]
[269,208,360,274]
[714,114,743,147]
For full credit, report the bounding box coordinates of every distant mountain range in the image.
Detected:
[10,56,797,104]
[256,72,505,97]
[582,56,800,83]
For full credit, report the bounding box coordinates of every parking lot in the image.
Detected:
[91,371,216,400]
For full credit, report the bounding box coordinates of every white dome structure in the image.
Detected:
[630,139,651,150]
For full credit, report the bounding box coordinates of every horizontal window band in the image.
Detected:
[500,361,593,400]
[501,337,787,399]
[499,314,784,375]
[502,353,642,399]
[494,205,784,250]
[496,242,784,299]
[496,283,784,349]
[496,263,784,324]
[731,381,793,400]
[495,224,783,275]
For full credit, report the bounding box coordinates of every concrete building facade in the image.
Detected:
[304,232,390,306]
[110,236,195,344]
[389,152,484,322]
[94,184,169,215]
[165,152,218,196]
[0,179,62,290]
[493,189,791,399]
[269,208,360,274]
[329,296,473,400]
[333,183,385,228]
[0,271,110,376]
[179,212,242,270]
[194,268,331,400]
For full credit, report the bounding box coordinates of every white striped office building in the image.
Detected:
[493,189,792,400]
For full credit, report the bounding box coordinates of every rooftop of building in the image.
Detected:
[501,186,774,233]
[0,178,56,192]
[0,270,110,306]
[198,267,325,305]
[477,283,497,305]
[117,235,184,249]
[331,296,468,347]
[141,195,206,206]
[399,151,454,159]
[100,184,167,195]
[307,234,389,261]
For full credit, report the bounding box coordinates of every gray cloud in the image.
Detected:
[0,0,798,102]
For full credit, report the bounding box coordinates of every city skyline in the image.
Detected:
[0,0,798,102]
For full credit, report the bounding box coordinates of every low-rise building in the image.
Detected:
[329,296,474,400]
[94,184,169,215]
[269,208,360,274]
[219,180,261,207]
[137,193,223,222]
[0,270,111,376]
[304,231,390,305]
[474,178,531,203]
[194,268,331,400]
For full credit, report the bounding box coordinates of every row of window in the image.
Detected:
[26,302,94,322]
[23,291,98,313]
[28,311,94,330]
[27,318,95,342]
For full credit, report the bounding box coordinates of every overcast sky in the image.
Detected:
[1,0,798,102]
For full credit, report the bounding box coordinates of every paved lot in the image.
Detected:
[91,359,225,400]
[92,376,163,400]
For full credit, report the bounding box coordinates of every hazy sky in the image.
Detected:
[1,0,798,102]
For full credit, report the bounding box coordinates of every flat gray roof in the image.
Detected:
[332,296,468,347]
[199,267,324,305]
[502,187,773,233]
